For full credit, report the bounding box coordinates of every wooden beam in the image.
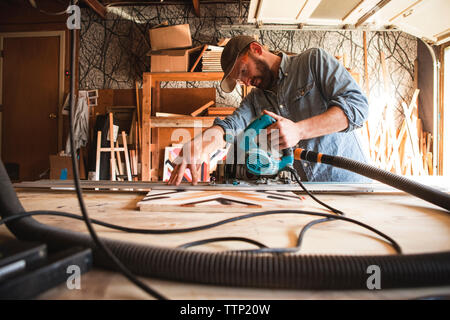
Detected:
[142,74,152,181]
[295,0,322,22]
[83,0,107,19]
[191,100,215,117]
[355,0,391,27]
[363,31,370,97]
[192,0,200,17]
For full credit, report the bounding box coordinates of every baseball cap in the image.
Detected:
[220,35,257,93]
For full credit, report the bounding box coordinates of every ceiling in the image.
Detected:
[247,0,450,45]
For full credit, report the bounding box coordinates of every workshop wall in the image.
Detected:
[79,2,417,125]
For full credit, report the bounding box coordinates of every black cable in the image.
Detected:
[0,209,402,254]
[65,4,166,300]
[284,166,344,215]
[177,237,268,250]
[28,0,78,16]
[283,166,341,253]
[295,217,332,248]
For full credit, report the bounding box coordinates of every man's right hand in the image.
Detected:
[167,125,225,186]
[167,138,208,186]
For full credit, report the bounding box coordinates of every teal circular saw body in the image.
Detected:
[239,114,294,176]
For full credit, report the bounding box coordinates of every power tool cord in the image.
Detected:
[65,3,166,300]
[0,206,402,254]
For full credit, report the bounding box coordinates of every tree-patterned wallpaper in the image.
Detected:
[79,3,417,125]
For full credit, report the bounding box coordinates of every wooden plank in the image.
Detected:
[151,123,160,181]
[207,106,236,116]
[115,140,124,177]
[141,74,152,181]
[363,31,370,98]
[426,152,433,175]
[83,0,107,19]
[380,51,389,93]
[190,44,208,72]
[135,81,142,153]
[95,131,101,181]
[121,131,133,181]
[108,113,116,181]
[138,190,305,212]
[150,116,219,128]
[155,112,186,117]
[379,51,402,173]
[191,100,215,117]
[414,58,419,118]
[192,0,200,17]
[153,81,161,114]
[390,120,406,171]
[355,0,392,27]
[129,149,136,177]
[398,120,408,172]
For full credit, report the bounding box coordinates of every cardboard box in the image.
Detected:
[50,155,86,180]
[149,47,203,72]
[149,24,192,51]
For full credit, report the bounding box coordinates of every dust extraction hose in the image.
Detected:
[294,148,450,211]
[1,158,450,290]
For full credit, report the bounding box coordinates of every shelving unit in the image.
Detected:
[141,72,224,181]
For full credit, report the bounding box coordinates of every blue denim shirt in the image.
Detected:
[214,48,370,182]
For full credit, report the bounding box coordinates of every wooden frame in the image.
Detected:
[141,72,224,181]
[438,40,450,175]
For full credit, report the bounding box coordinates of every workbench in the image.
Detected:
[2,182,450,300]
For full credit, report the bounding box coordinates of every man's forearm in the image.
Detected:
[296,106,349,140]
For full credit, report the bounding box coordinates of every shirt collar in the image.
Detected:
[277,52,290,81]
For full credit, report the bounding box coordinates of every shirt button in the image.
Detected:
[304,163,308,167]
[279,105,284,109]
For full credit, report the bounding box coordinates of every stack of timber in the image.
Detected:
[201,45,223,72]
[359,89,433,176]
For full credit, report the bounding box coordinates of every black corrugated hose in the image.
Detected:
[298,148,450,211]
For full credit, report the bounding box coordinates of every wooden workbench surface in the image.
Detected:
[1,187,449,300]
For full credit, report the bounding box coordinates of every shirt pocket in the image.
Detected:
[291,82,314,102]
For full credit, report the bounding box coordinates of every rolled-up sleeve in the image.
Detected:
[213,93,258,138]
[312,48,369,132]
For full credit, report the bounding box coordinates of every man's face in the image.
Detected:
[231,52,275,90]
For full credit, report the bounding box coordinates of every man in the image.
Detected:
[168,35,369,186]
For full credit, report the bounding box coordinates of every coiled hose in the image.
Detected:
[1,159,450,290]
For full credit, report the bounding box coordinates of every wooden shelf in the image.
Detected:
[141,72,224,181]
[150,116,220,128]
